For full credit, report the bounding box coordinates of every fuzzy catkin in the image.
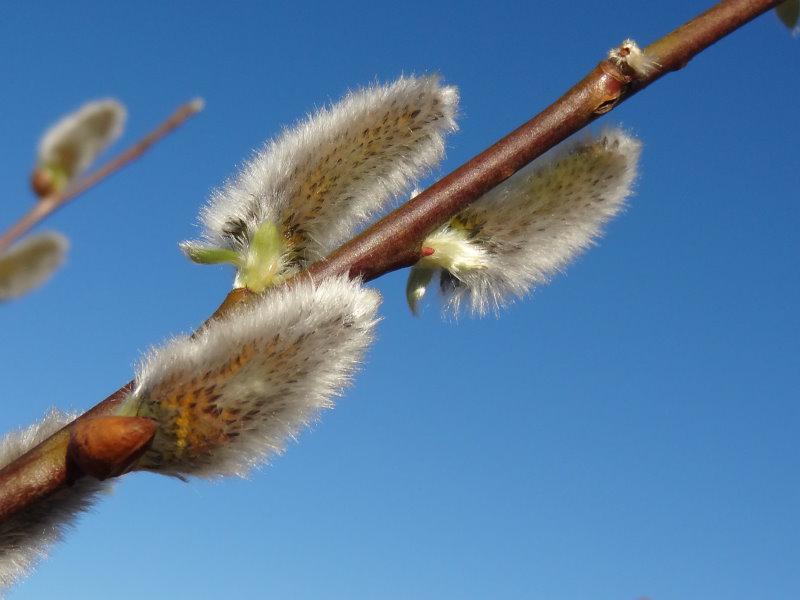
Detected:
[0,232,69,301]
[418,129,641,316]
[37,99,126,178]
[119,277,380,478]
[193,75,458,277]
[0,410,110,591]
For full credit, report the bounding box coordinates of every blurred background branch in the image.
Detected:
[0,99,203,256]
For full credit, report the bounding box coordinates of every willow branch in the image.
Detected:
[0,0,782,524]
[0,99,204,254]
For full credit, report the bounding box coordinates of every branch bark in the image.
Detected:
[0,0,782,525]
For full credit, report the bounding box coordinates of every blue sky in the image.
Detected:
[1,1,798,598]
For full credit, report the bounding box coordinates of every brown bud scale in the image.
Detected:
[68,416,157,480]
[30,169,55,198]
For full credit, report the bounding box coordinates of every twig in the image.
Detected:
[0,0,782,524]
[303,0,780,283]
[0,99,204,254]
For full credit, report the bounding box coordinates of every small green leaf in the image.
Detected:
[180,242,241,266]
[406,264,436,316]
[777,0,799,31]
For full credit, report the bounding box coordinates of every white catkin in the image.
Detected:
[0,410,110,591]
[422,129,641,316]
[0,232,69,301]
[118,276,381,479]
[37,99,126,177]
[193,75,458,273]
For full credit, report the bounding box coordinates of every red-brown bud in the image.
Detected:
[68,416,157,480]
[30,168,55,198]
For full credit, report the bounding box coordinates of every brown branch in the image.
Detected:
[0,0,782,525]
[0,99,204,255]
[305,0,781,283]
